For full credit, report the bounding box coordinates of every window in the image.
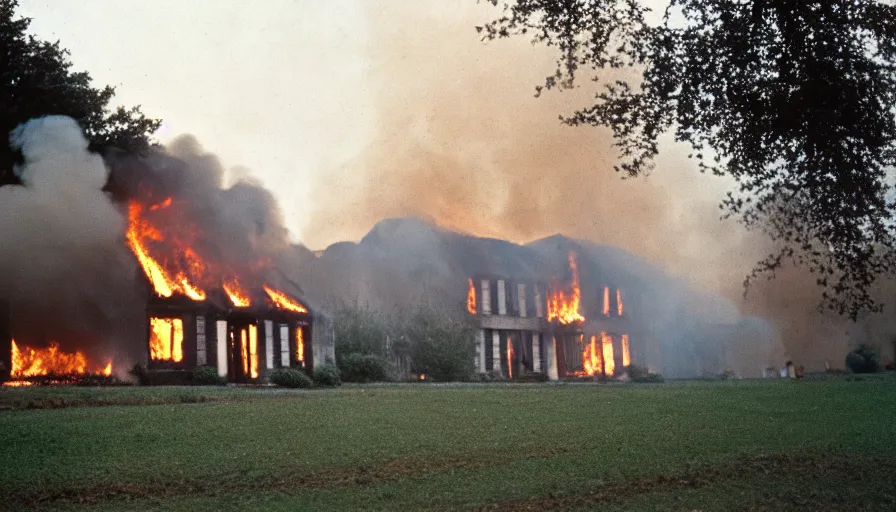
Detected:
[196,316,207,365]
[279,324,290,367]
[264,320,274,369]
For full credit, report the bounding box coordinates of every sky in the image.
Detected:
[19,0,377,243]
[17,1,748,292]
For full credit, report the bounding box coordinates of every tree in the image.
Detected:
[479,0,896,319]
[0,0,160,185]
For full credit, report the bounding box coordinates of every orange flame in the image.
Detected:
[150,317,183,362]
[126,201,206,301]
[8,340,112,378]
[601,332,615,376]
[467,278,477,314]
[295,328,304,362]
[240,329,248,376]
[582,335,602,376]
[249,324,258,379]
[617,289,624,316]
[224,279,252,307]
[263,285,308,313]
[621,334,630,367]
[507,339,514,379]
[547,252,585,324]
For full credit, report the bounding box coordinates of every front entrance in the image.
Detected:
[228,321,258,383]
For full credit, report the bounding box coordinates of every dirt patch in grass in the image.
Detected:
[474,453,896,511]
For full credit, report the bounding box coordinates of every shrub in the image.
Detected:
[129,363,150,385]
[517,371,549,383]
[313,364,341,387]
[270,368,313,389]
[626,364,664,383]
[845,345,881,374]
[338,353,389,383]
[192,366,226,386]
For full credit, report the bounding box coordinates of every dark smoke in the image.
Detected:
[0,117,297,371]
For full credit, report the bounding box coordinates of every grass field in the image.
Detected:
[1,378,894,511]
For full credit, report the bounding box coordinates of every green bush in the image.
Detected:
[270,368,313,389]
[626,364,665,383]
[313,364,341,387]
[192,366,226,386]
[338,353,389,383]
[846,345,881,374]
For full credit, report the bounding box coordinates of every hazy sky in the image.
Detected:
[17,1,739,284]
[19,0,378,242]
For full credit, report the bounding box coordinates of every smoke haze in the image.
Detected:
[302,2,896,368]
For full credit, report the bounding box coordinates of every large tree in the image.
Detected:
[480,0,896,319]
[0,0,159,185]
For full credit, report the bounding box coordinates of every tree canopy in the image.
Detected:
[0,0,160,185]
[480,0,896,319]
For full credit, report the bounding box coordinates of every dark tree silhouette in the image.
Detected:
[0,0,160,185]
[480,0,896,319]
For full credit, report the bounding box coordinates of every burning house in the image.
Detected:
[0,117,334,386]
[468,252,636,381]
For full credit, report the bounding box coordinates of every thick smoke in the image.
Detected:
[0,117,297,370]
[0,116,141,363]
[302,2,895,369]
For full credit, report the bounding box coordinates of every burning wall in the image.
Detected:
[469,252,636,381]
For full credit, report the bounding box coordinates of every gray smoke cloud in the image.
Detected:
[0,116,141,366]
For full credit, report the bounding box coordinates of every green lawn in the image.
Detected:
[1,379,894,511]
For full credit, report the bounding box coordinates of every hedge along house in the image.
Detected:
[127,197,334,384]
[467,252,636,381]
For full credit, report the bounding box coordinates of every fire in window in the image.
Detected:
[150,317,183,362]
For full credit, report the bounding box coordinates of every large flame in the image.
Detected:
[547,252,585,324]
[126,201,206,301]
[249,324,258,379]
[467,278,476,314]
[8,340,112,379]
[601,332,615,376]
[264,285,308,313]
[582,335,602,376]
[295,328,304,362]
[149,317,184,362]
[224,278,252,307]
[621,334,630,367]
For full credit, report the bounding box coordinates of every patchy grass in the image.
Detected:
[1,379,894,511]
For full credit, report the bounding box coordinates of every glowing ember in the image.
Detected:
[249,324,259,379]
[263,285,307,313]
[507,338,514,379]
[601,332,615,376]
[582,335,602,377]
[240,329,248,376]
[603,286,610,316]
[126,201,206,301]
[224,279,252,307]
[8,340,111,378]
[617,289,624,316]
[547,252,585,324]
[467,278,477,314]
[295,328,304,362]
[621,334,630,367]
[150,317,184,362]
